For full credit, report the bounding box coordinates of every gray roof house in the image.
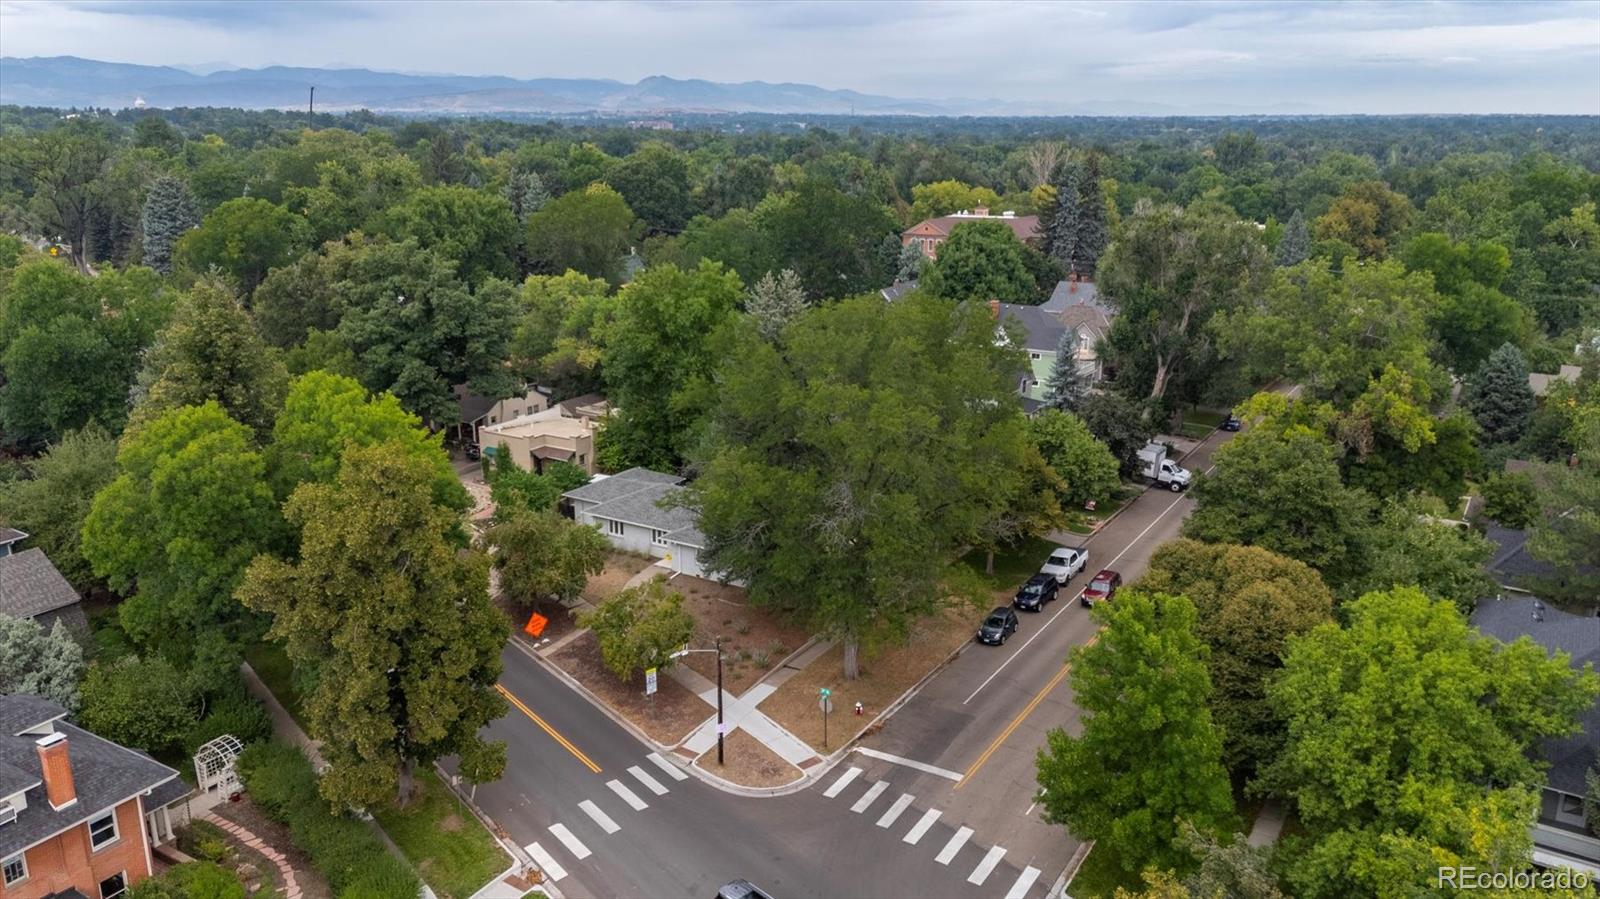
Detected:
[0,548,87,637]
[0,529,26,558]
[563,469,728,583]
[1471,597,1600,875]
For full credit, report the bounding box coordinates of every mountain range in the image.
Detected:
[0,56,1320,117]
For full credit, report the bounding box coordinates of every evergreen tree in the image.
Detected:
[503,169,550,223]
[895,240,925,282]
[1037,591,1236,878]
[1276,209,1310,266]
[1044,326,1088,411]
[1071,154,1108,277]
[139,175,199,275]
[1044,161,1081,271]
[746,269,808,341]
[0,615,85,710]
[1464,342,1536,445]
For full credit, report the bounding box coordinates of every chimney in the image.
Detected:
[36,732,76,809]
[988,299,1001,320]
[973,206,989,217]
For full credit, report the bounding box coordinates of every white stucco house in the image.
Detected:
[563,468,735,583]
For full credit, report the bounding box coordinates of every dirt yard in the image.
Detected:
[581,552,655,603]
[549,632,711,745]
[759,606,976,753]
[668,575,813,696]
[693,728,802,788]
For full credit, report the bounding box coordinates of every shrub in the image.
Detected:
[185,682,273,755]
[169,861,248,899]
[79,656,196,753]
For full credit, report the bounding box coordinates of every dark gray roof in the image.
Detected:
[564,468,685,505]
[145,775,192,810]
[0,758,39,797]
[0,695,66,736]
[1484,525,1563,586]
[0,696,179,856]
[0,528,26,546]
[611,467,683,484]
[556,393,608,416]
[454,384,497,424]
[880,279,919,302]
[1470,597,1600,795]
[1042,279,1109,314]
[585,483,701,542]
[999,303,1067,353]
[0,549,82,621]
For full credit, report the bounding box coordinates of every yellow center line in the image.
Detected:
[496,683,602,774]
[954,633,1098,790]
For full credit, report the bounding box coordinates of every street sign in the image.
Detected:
[717,722,729,735]
[644,667,658,696]
[819,696,832,714]
[523,612,548,638]
[820,687,832,699]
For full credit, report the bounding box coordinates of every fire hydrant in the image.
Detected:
[854,701,864,716]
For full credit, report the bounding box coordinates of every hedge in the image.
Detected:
[236,742,419,899]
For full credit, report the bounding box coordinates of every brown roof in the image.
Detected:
[903,213,1040,243]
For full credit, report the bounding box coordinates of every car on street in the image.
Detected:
[1039,546,1088,584]
[1013,573,1059,612]
[1081,568,1123,608]
[1221,412,1243,431]
[717,880,775,899]
[976,607,1019,645]
[464,443,482,461]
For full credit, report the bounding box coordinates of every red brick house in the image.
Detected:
[0,696,188,899]
[901,207,1040,259]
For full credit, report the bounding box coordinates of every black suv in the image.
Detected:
[976,607,1019,645]
[1013,574,1059,612]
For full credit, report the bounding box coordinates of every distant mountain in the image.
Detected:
[0,56,1326,117]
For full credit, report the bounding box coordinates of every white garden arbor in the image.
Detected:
[193,734,245,797]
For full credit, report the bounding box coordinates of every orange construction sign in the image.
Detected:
[524,612,549,638]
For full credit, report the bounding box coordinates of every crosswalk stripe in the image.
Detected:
[902,808,941,845]
[1005,865,1042,899]
[606,779,649,811]
[875,793,915,828]
[523,842,567,882]
[967,845,1007,886]
[547,824,591,860]
[850,780,890,814]
[823,766,862,798]
[579,799,621,834]
[628,765,670,796]
[935,826,973,865]
[647,752,689,781]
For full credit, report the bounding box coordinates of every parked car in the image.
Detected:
[1221,412,1243,432]
[717,881,775,899]
[1081,569,1123,608]
[1039,546,1088,584]
[1137,442,1191,492]
[976,607,1020,645]
[1013,573,1059,612]
[464,443,481,461]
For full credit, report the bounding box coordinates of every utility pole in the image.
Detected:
[308,85,315,129]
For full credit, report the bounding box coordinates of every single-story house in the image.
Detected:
[901,207,1040,260]
[0,548,86,637]
[1529,365,1581,398]
[452,383,550,447]
[562,468,732,582]
[1470,597,1600,875]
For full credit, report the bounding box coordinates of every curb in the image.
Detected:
[1051,840,1094,898]
[439,761,566,899]
[510,635,677,756]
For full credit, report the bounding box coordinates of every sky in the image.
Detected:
[2,0,1598,114]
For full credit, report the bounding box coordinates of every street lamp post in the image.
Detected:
[670,638,725,765]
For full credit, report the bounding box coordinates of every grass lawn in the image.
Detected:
[1178,420,1217,439]
[1186,408,1227,428]
[244,641,304,726]
[374,770,510,899]
[1067,844,1142,898]
[960,535,1061,594]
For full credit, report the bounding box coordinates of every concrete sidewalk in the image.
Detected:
[667,661,820,767]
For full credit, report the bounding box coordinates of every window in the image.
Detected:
[89,810,118,849]
[99,872,126,899]
[652,529,669,547]
[606,519,624,536]
[3,854,26,886]
[1029,352,1042,360]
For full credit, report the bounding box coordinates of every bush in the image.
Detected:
[1481,471,1538,529]
[185,681,273,755]
[79,656,196,753]
[128,862,246,899]
[236,742,419,899]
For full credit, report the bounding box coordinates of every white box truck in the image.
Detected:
[1138,442,1192,492]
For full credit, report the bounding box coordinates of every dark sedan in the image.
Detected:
[976,607,1019,645]
[1013,573,1059,612]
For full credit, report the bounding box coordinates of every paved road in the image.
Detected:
[462,422,1245,899]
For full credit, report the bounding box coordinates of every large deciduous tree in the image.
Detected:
[1529,412,1600,602]
[524,182,638,283]
[1100,202,1270,402]
[377,184,520,284]
[139,175,200,275]
[1401,232,1529,374]
[923,220,1038,304]
[1036,591,1236,879]
[82,402,278,663]
[687,294,1041,678]
[236,443,508,809]
[1347,497,1495,609]
[753,179,898,300]
[483,509,609,610]
[1263,587,1599,899]
[576,579,696,681]
[1077,390,1155,477]
[608,142,696,235]
[0,425,118,589]
[908,180,1003,222]
[1027,409,1120,509]
[175,197,302,294]
[1311,180,1412,260]
[2,119,115,272]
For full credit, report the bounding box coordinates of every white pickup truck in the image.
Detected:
[1039,546,1088,584]
[1137,442,1192,492]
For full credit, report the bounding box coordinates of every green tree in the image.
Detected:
[509,271,613,397]
[745,269,808,341]
[266,371,467,508]
[485,453,588,514]
[250,250,341,348]
[0,615,85,710]
[608,142,696,235]
[133,278,289,440]
[698,155,772,218]
[1348,497,1495,609]
[1078,390,1156,477]
[601,260,742,469]
[688,294,1040,678]
[1027,409,1120,509]
[662,208,767,285]
[908,180,1003,222]
[1528,412,1600,602]
[78,656,196,754]
[483,509,609,609]
[503,168,550,223]
[139,175,200,275]
[753,179,898,299]
[1311,180,1412,259]
[576,578,695,681]
[82,402,278,660]
[377,185,519,284]
[236,443,508,809]
[1401,233,1529,374]
[1072,154,1109,277]
[0,424,118,589]
[1185,426,1372,585]
[2,119,116,272]
[1137,539,1333,773]
[175,197,302,294]
[525,182,638,283]
[922,220,1037,304]
[1175,823,1285,899]
[1264,587,1599,899]
[894,240,925,282]
[1036,591,1236,879]
[1041,160,1081,271]
[1481,470,1538,528]
[1043,326,1088,412]
[1464,342,1536,446]
[1275,210,1309,266]
[1100,203,1271,401]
